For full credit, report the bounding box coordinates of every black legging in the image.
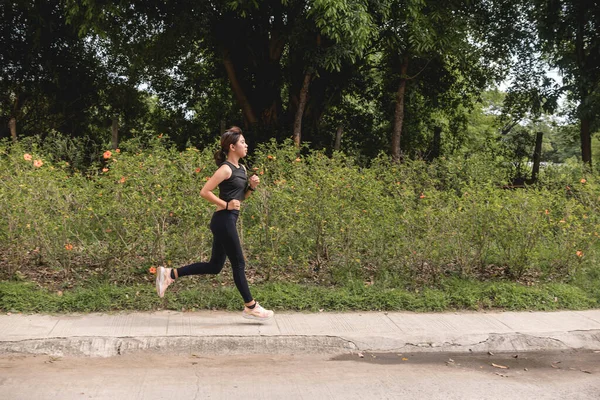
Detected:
[176,210,253,302]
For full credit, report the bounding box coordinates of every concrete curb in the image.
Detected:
[1,330,599,358]
[346,330,600,353]
[0,335,358,357]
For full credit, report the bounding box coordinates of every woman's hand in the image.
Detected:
[248,174,260,190]
[217,199,241,211]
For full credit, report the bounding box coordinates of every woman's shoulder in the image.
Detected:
[217,163,233,179]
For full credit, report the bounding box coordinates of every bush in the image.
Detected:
[0,137,598,291]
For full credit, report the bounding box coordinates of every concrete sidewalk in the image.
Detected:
[1,310,599,357]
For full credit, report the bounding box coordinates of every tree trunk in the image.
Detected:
[428,126,442,161]
[111,116,119,150]
[575,7,591,167]
[9,117,17,143]
[391,56,409,162]
[531,131,543,182]
[9,94,18,142]
[334,124,343,151]
[293,72,311,147]
[222,50,258,126]
[581,116,592,166]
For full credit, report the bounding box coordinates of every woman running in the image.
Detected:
[155,126,274,321]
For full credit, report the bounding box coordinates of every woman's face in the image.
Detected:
[230,135,248,158]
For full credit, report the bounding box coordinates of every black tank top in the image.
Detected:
[218,161,247,202]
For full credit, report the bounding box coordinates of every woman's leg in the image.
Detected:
[156,213,226,298]
[217,215,253,303]
[175,236,226,277]
[216,213,273,320]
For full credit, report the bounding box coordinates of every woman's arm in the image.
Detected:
[244,174,260,200]
[200,165,234,210]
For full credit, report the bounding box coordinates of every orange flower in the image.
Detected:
[253,167,259,171]
[33,159,43,168]
[259,170,264,175]
[149,267,157,274]
[158,133,163,138]
[195,167,201,173]
[580,178,587,184]
[576,251,583,258]
[419,193,425,199]
[545,209,549,215]
[102,168,109,173]
[65,244,73,251]
[267,155,274,160]
[119,176,126,183]
[24,153,32,161]
[115,148,121,153]
[295,157,301,162]
[103,150,112,159]
[559,219,566,223]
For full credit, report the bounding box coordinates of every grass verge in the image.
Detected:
[1,278,598,313]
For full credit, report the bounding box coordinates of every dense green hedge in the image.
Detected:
[1,136,598,290]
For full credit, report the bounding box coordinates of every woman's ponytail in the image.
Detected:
[214,148,226,166]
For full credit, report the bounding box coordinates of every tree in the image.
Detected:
[66,0,378,147]
[376,0,504,161]
[289,0,375,146]
[530,1,600,166]
[1,0,103,141]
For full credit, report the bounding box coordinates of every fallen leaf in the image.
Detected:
[492,363,509,369]
[513,355,519,358]
[358,352,364,358]
[487,351,494,356]
[551,364,560,369]
[524,368,528,371]
[402,357,408,361]
[581,370,592,374]
[448,358,455,363]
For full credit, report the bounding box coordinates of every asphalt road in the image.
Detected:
[1,350,598,399]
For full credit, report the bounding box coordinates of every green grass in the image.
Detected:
[1,278,597,313]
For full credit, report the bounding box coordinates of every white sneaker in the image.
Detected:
[242,302,274,321]
[156,266,174,298]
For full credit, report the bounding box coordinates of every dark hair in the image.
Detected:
[214,126,243,166]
